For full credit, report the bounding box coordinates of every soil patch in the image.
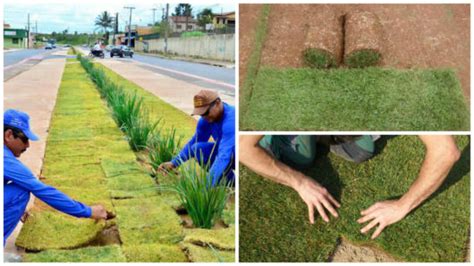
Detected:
[328,238,397,262]
[239,4,263,90]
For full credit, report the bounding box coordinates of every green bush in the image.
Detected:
[147,127,182,174]
[165,152,233,229]
[124,116,160,151]
[181,31,205,38]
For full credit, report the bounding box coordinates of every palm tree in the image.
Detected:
[95,11,113,45]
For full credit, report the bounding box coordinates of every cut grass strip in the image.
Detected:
[182,242,235,262]
[23,245,126,262]
[16,211,105,251]
[122,244,188,262]
[184,225,235,250]
[239,4,271,125]
[239,136,470,262]
[242,67,469,131]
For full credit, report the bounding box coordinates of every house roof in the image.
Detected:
[214,11,235,18]
[170,16,197,23]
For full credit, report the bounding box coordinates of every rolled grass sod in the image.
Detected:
[23,245,126,262]
[184,225,235,250]
[241,67,469,131]
[344,11,383,68]
[239,135,470,262]
[302,9,342,68]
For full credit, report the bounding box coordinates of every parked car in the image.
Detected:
[110,45,134,58]
[51,43,56,48]
[45,43,53,49]
[63,44,71,47]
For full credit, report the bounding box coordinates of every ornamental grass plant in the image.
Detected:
[147,127,182,175]
[166,151,232,229]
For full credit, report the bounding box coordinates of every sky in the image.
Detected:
[3,1,235,34]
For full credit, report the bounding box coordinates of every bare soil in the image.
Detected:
[328,238,397,262]
[238,4,263,90]
[240,4,470,100]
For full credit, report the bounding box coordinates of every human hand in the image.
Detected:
[158,162,176,175]
[20,211,30,223]
[90,205,107,220]
[293,176,340,224]
[358,200,410,239]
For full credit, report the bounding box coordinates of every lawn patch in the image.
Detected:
[184,225,235,250]
[239,136,470,262]
[182,242,235,262]
[122,244,187,262]
[23,245,126,262]
[242,67,469,131]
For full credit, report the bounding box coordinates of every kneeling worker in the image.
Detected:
[159,89,235,186]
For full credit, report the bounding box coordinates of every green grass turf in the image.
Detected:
[182,242,235,262]
[122,244,188,262]
[239,4,271,123]
[23,245,126,262]
[241,67,469,131]
[239,136,470,262]
[303,48,337,68]
[345,49,381,68]
[184,225,235,250]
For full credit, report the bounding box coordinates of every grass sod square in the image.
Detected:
[181,242,235,262]
[23,245,126,262]
[100,159,144,177]
[122,244,188,262]
[15,210,106,251]
[239,136,470,262]
[183,225,235,250]
[241,67,469,131]
[112,196,183,245]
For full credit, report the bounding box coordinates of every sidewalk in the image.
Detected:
[4,57,66,255]
[99,59,235,117]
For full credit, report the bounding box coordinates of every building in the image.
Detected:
[213,12,235,27]
[4,28,29,49]
[169,16,199,33]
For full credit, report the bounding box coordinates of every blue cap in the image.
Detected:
[4,109,39,141]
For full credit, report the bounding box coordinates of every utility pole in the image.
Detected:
[113,13,118,45]
[124,6,135,47]
[164,3,169,54]
[151,8,157,25]
[27,13,30,48]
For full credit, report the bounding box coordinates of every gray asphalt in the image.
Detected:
[132,54,235,86]
[4,48,53,67]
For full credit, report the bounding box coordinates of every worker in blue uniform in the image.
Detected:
[159,90,235,186]
[3,109,108,249]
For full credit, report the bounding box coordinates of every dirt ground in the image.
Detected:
[329,238,397,262]
[238,4,263,90]
[240,4,470,100]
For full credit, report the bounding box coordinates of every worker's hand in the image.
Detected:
[158,161,176,174]
[357,199,410,239]
[90,205,107,220]
[20,211,30,223]
[292,176,340,224]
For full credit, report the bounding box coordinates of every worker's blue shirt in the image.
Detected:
[4,145,91,245]
[171,103,235,185]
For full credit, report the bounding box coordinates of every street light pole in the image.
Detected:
[124,6,135,47]
[151,8,157,25]
[164,3,169,54]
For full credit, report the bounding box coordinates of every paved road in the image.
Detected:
[4,48,53,67]
[77,46,235,94]
[132,53,235,86]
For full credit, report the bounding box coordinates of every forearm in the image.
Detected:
[398,135,460,212]
[239,135,305,189]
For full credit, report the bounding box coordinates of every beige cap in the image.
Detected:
[192,89,219,115]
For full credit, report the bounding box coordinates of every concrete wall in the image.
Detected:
[136,34,235,62]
